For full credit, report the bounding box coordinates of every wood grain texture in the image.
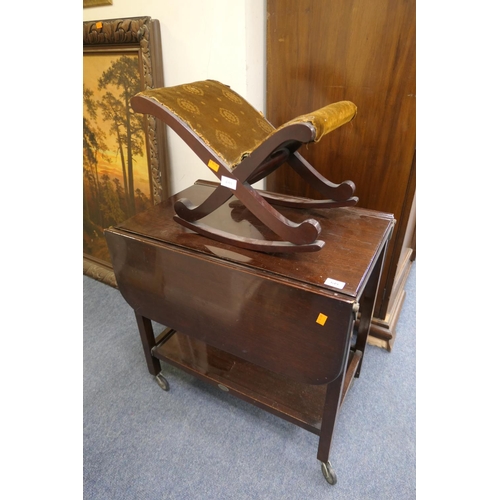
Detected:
[104,182,394,469]
[266,0,415,319]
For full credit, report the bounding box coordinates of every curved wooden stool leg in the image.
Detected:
[130,81,360,252]
[233,181,321,245]
[259,191,359,209]
[288,153,356,202]
[175,150,290,223]
[176,145,323,248]
[176,173,323,248]
[174,187,234,222]
[173,214,324,253]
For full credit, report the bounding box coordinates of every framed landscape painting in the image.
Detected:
[83,17,168,286]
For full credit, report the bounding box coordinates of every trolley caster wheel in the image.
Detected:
[155,373,169,391]
[321,461,337,485]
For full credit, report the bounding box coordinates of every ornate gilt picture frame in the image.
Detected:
[83,0,113,8]
[83,17,168,287]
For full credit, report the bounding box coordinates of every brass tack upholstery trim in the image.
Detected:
[135,80,356,169]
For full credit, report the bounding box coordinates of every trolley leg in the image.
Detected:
[353,242,387,377]
[134,312,161,376]
[317,377,344,485]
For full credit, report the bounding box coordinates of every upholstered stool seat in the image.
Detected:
[131,80,358,252]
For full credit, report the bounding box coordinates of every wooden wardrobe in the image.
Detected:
[266,0,416,350]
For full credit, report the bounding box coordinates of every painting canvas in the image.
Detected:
[83,51,151,262]
[83,17,167,286]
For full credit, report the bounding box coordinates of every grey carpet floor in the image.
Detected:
[83,262,416,499]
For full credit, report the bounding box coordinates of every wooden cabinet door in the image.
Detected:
[266,0,416,348]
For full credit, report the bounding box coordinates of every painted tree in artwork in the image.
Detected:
[83,86,108,239]
[98,55,145,217]
[99,173,125,227]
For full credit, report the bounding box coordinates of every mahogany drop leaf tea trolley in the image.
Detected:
[105,80,395,485]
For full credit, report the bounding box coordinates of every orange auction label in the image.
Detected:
[208,159,219,172]
[316,313,328,326]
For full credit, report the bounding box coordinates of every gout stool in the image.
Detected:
[130,79,358,253]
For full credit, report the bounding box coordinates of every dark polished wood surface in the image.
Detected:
[266,0,416,324]
[104,183,394,481]
[152,330,362,435]
[106,225,354,384]
[115,181,394,299]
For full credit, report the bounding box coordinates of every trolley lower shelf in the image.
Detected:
[152,329,362,436]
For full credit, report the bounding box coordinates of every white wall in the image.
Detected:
[83,0,266,195]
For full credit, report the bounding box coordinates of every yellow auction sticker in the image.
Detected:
[208,159,219,172]
[316,313,328,326]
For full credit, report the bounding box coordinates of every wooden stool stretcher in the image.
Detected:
[131,80,358,253]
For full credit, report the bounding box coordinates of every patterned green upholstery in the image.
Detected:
[135,80,357,169]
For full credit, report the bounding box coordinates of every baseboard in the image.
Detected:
[367,289,406,351]
[367,256,413,352]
